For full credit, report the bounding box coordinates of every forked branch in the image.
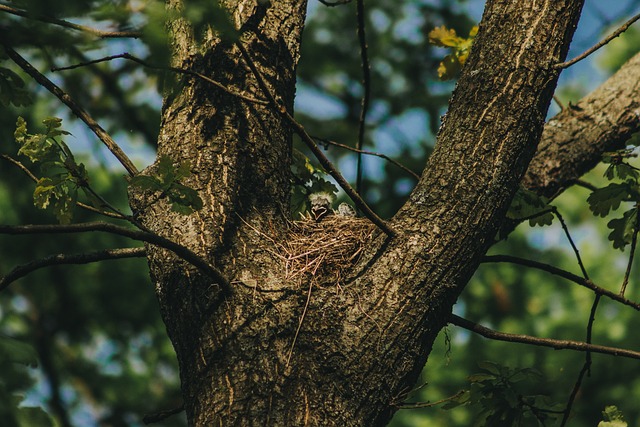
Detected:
[0,4,142,38]
[1,44,139,176]
[450,315,640,360]
[0,223,231,294]
[555,12,640,69]
[0,247,146,291]
[236,41,396,236]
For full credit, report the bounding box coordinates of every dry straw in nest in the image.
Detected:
[278,215,376,285]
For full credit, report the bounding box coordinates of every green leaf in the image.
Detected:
[441,390,470,410]
[129,175,165,193]
[607,208,639,250]
[15,406,55,427]
[507,187,553,226]
[130,156,202,215]
[33,176,77,224]
[0,336,38,368]
[587,183,636,217]
[599,405,628,427]
[0,67,32,107]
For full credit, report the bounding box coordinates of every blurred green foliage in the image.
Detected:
[1,0,640,426]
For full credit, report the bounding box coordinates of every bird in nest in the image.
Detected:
[308,192,356,221]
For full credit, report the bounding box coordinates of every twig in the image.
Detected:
[554,12,640,69]
[620,207,639,296]
[0,4,142,38]
[482,255,640,311]
[235,41,396,236]
[0,222,231,294]
[1,154,127,220]
[567,179,598,192]
[313,137,420,180]
[395,390,466,409]
[0,247,145,291]
[355,0,371,195]
[286,281,314,367]
[449,314,640,360]
[553,207,589,279]
[142,404,185,425]
[560,294,601,427]
[1,44,139,176]
[0,153,38,181]
[553,95,565,111]
[52,53,269,106]
[318,0,353,6]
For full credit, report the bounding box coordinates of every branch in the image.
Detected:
[523,51,640,199]
[395,390,467,410]
[1,44,139,176]
[560,294,601,427]
[0,4,141,38]
[355,0,371,195]
[313,137,420,180]
[0,154,127,220]
[482,254,640,311]
[235,41,396,237]
[621,208,640,296]
[317,0,352,6]
[0,247,145,291]
[449,314,640,360]
[52,53,269,106]
[552,207,589,279]
[554,12,640,69]
[142,404,185,425]
[0,223,231,294]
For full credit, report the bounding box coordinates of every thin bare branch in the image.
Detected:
[560,294,601,427]
[621,208,639,296]
[235,41,396,236]
[318,0,353,6]
[567,179,598,192]
[52,53,269,106]
[0,247,145,291]
[1,44,139,176]
[395,390,467,410]
[482,255,640,311]
[0,4,141,38]
[355,0,371,195]
[1,154,126,220]
[449,314,640,360]
[554,12,640,69]
[0,153,38,181]
[314,137,420,180]
[142,404,185,425]
[552,207,589,279]
[0,222,231,294]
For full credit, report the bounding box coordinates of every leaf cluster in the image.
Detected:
[446,361,561,427]
[599,405,628,427]
[428,25,478,80]
[506,187,554,227]
[587,148,640,249]
[129,155,203,214]
[14,116,89,224]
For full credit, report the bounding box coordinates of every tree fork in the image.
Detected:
[129,0,586,425]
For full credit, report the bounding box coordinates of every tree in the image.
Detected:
[2,0,640,426]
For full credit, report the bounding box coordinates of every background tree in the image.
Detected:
[1,0,640,426]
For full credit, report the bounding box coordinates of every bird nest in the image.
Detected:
[277,215,376,285]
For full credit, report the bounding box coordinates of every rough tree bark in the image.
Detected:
[127,0,639,425]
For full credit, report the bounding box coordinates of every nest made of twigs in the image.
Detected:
[276,215,376,285]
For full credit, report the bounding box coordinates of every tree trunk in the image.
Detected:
[129,0,587,425]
